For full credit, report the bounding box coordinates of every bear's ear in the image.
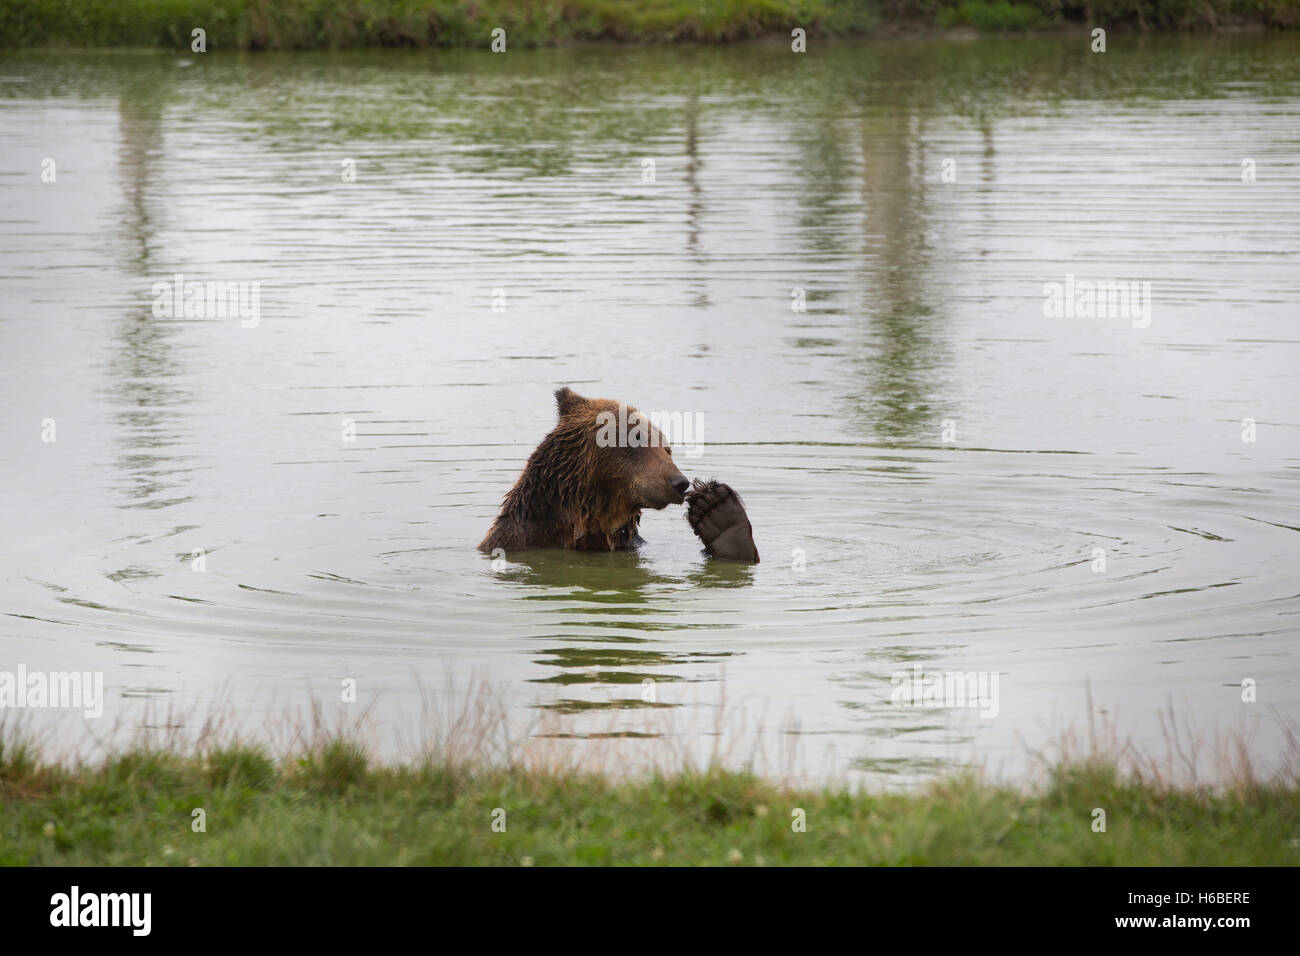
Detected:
[554,387,588,418]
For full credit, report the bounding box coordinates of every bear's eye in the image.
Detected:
[665,447,673,457]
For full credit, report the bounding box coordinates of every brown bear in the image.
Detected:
[478,387,691,553]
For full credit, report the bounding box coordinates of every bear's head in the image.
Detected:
[553,386,689,513]
[479,387,691,553]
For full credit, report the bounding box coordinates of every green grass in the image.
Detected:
[0,0,1295,49]
[937,1,1053,30]
[3,733,1297,865]
[0,0,876,48]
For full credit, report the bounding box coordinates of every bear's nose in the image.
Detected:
[671,475,690,497]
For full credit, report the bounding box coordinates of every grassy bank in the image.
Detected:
[0,0,1295,50]
[3,733,1297,865]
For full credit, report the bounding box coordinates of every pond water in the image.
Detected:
[1,33,1298,785]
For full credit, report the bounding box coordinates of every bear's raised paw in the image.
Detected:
[684,479,759,563]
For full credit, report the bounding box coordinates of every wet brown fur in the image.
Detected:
[478,387,688,554]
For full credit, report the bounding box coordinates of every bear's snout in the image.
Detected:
[637,459,689,509]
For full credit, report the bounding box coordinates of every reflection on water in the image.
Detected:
[855,101,945,441]
[494,549,749,712]
[110,78,196,513]
[1,34,1299,785]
